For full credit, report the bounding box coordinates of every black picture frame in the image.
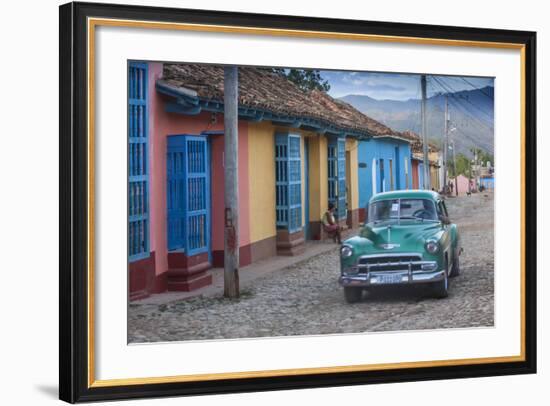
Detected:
[59,1,537,403]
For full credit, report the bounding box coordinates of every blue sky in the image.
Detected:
[320,70,494,100]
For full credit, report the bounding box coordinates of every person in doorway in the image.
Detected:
[322,203,342,244]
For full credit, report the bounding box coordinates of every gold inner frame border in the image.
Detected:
[86,17,527,388]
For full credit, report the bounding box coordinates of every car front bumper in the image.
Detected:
[339,267,445,287]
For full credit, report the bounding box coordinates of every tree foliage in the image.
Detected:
[470,147,494,168]
[448,153,471,178]
[272,68,331,92]
[448,146,494,178]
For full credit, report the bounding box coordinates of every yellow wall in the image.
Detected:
[248,124,357,239]
[430,166,440,190]
[272,127,325,225]
[300,134,305,227]
[307,134,328,222]
[429,150,440,162]
[429,151,441,190]
[247,121,277,243]
[345,138,359,211]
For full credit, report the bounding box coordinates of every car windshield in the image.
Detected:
[368,198,438,223]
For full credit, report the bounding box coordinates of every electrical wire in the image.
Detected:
[448,122,494,155]
[431,76,493,123]
[459,77,494,100]
[431,76,494,124]
[402,80,422,134]
[440,75,494,102]
[447,96,494,133]
[430,76,494,132]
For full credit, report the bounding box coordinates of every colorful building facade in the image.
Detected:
[128,62,399,300]
[411,157,424,189]
[356,136,413,221]
[479,176,495,190]
[405,131,442,193]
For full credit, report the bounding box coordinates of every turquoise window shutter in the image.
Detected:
[128,62,149,261]
[275,133,302,232]
[328,137,347,220]
[167,135,210,256]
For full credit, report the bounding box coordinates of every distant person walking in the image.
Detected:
[322,203,342,244]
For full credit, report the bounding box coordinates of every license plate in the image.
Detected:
[377,274,403,284]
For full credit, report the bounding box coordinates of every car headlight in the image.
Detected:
[425,239,439,254]
[341,245,353,258]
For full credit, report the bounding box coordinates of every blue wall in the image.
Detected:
[479,177,495,190]
[358,138,413,209]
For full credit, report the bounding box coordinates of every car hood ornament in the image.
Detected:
[379,226,400,249]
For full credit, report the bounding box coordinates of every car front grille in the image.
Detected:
[357,254,423,273]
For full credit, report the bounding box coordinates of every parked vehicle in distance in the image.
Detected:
[339,190,462,303]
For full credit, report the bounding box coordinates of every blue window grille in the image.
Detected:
[275,133,302,232]
[379,158,385,192]
[328,138,347,220]
[128,62,149,261]
[167,135,210,256]
[394,146,401,190]
[167,137,186,251]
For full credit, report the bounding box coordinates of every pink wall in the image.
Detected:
[210,127,251,252]
[148,62,165,276]
[450,174,471,196]
[148,62,250,275]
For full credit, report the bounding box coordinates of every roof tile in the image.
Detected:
[162,64,398,137]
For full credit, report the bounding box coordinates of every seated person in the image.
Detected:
[322,203,342,244]
[416,200,437,220]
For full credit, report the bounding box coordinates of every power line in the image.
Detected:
[430,77,494,132]
[447,96,493,132]
[431,76,494,123]
[428,77,488,131]
[403,80,421,133]
[428,77,494,157]
[432,76,493,121]
[459,77,494,100]
[449,123,494,155]
[441,75,494,101]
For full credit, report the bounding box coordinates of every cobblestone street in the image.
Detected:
[129,192,494,343]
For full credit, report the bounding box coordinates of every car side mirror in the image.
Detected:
[439,215,451,225]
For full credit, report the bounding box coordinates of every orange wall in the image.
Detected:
[412,159,420,189]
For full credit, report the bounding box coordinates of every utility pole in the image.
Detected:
[420,75,430,190]
[223,66,240,298]
[451,140,458,196]
[443,95,449,194]
[473,148,478,192]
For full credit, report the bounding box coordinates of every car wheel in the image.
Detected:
[449,249,460,277]
[432,259,449,298]
[344,287,362,303]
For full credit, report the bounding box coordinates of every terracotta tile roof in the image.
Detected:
[160,64,397,138]
[401,130,440,153]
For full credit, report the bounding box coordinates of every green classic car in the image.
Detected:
[339,190,461,302]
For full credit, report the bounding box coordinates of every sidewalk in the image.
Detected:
[132,235,356,306]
